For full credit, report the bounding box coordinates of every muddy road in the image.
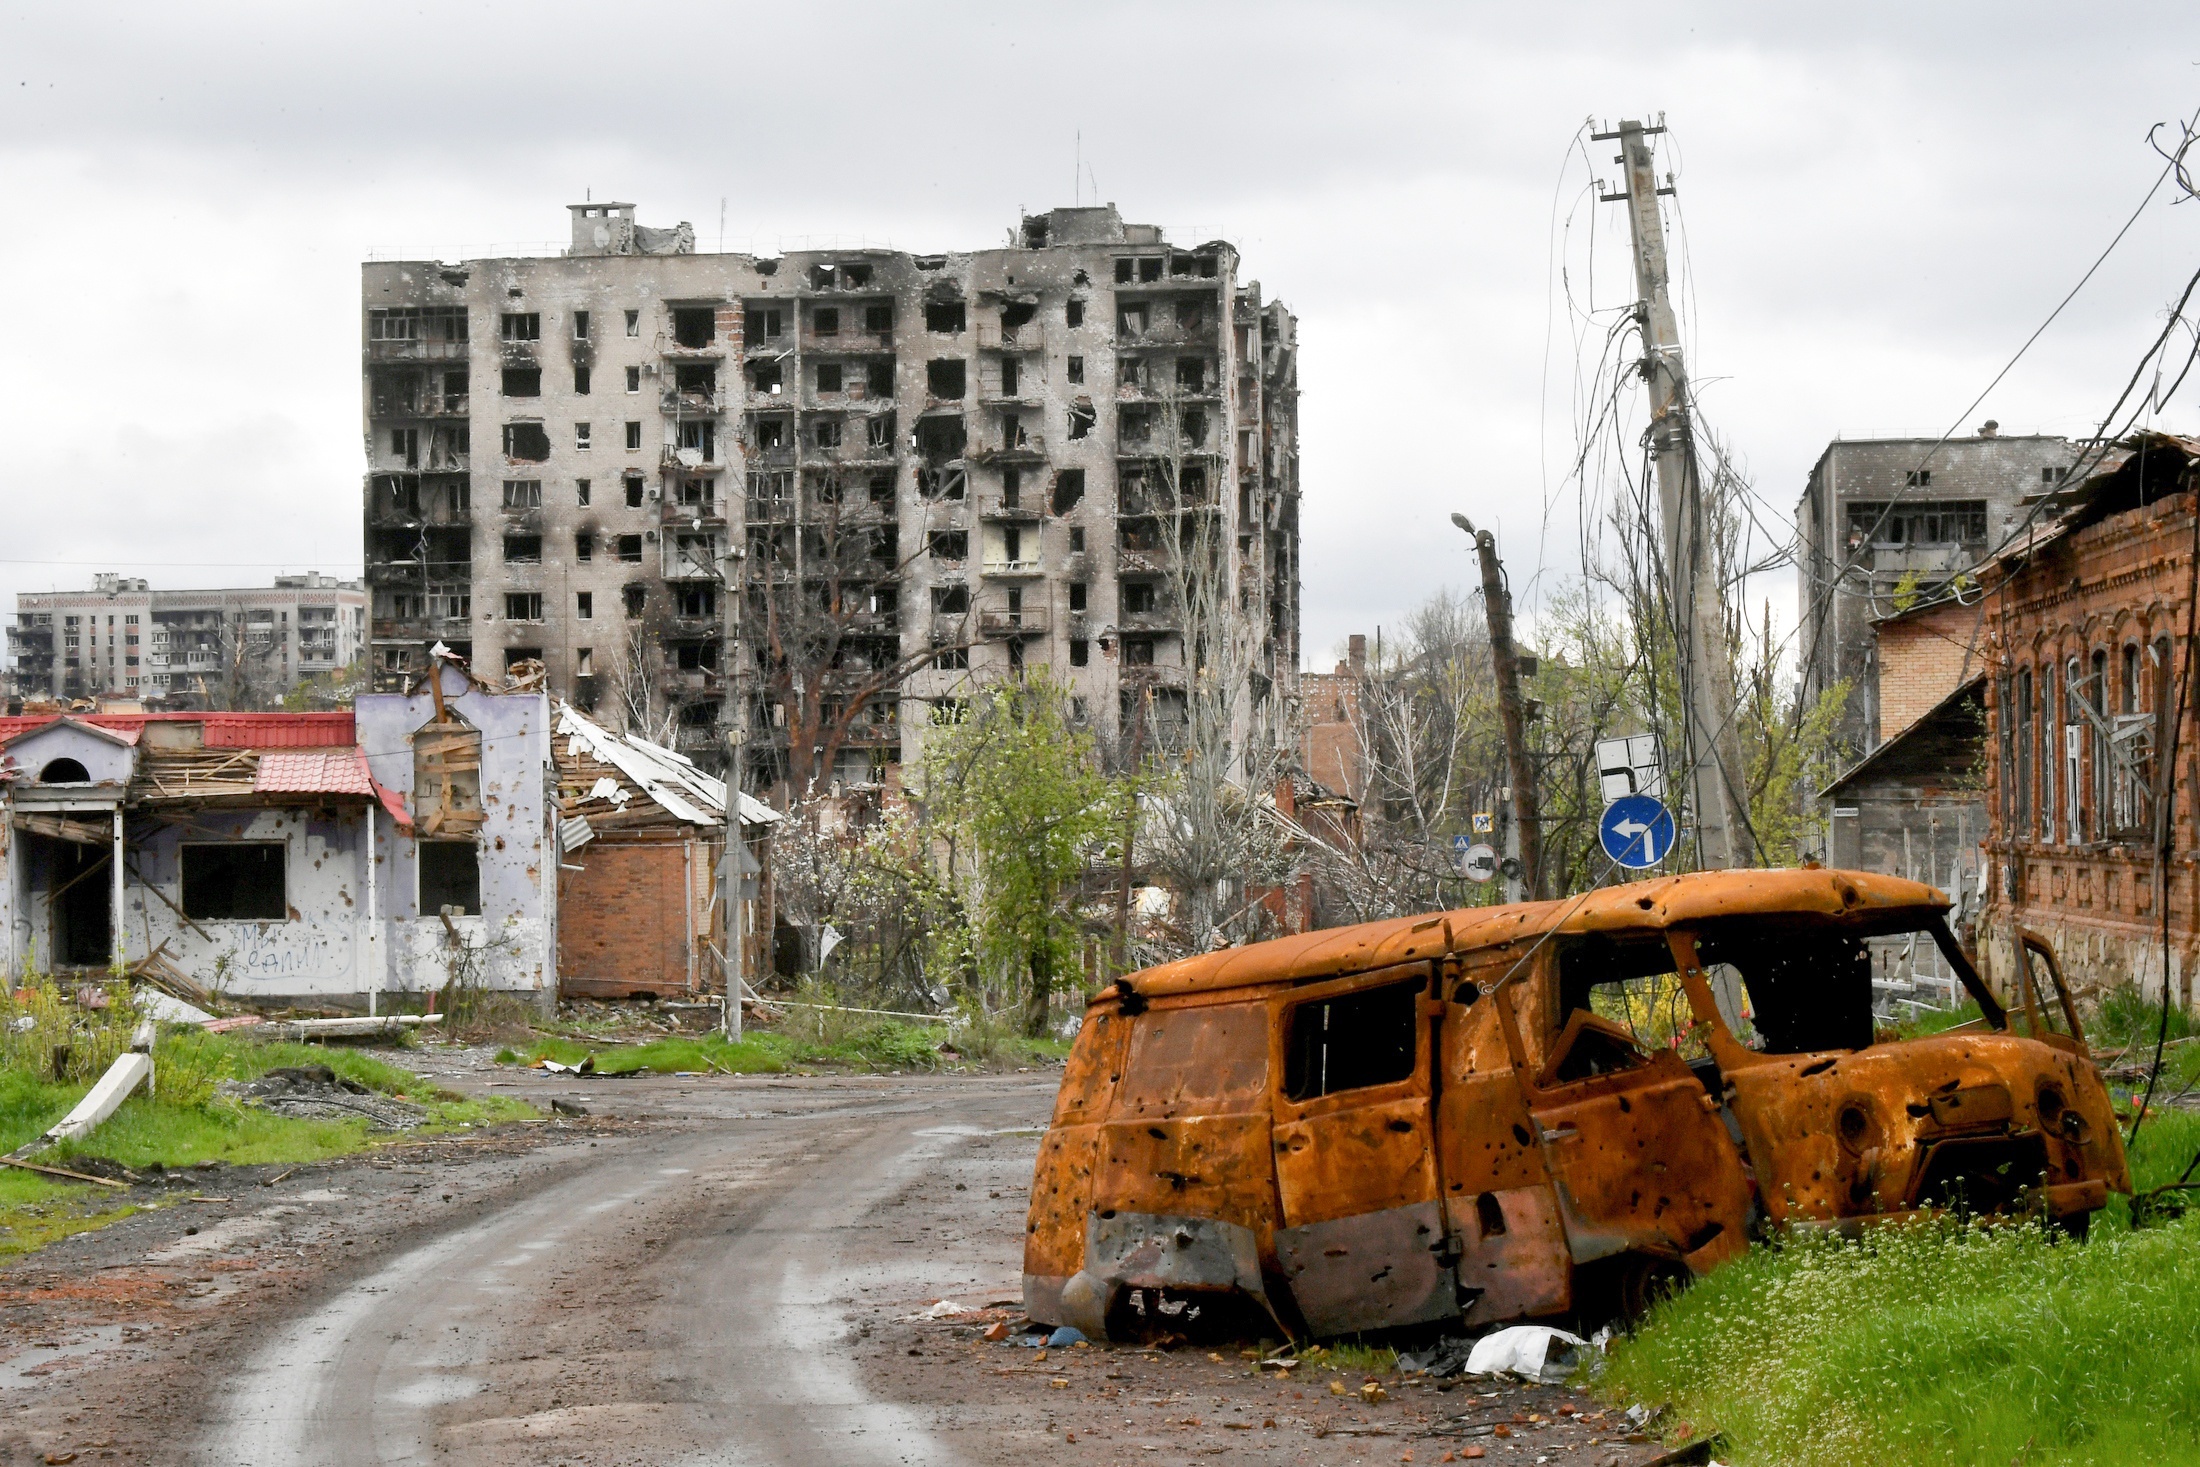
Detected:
[4,1063,1667,1466]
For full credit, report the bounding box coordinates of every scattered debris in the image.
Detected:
[549,1097,589,1117]
[5,1022,156,1163]
[1464,1326,1589,1384]
[217,1066,429,1129]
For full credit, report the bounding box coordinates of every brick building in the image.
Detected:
[1979,431,2200,1014]
[362,201,1302,797]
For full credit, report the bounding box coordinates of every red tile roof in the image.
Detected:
[254,748,376,796]
[0,712,355,747]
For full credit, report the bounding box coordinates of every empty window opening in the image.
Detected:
[182,844,288,922]
[1139,257,1162,282]
[817,363,844,393]
[869,471,894,503]
[576,591,593,619]
[623,585,647,617]
[1845,500,1988,548]
[677,421,716,459]
[572,310,590,340]
[928,359,967,398]
[504,592,543,621]
[576,647,594,676]
[866,414,895,448]
[1176,358,1205,391]
[675,641,720,670]
[625,421,642,450]
[1068,402,1096,440]
[933,585,969,613]
[746,307,783,339]
[1053,469,1086,514]
[574,365,591,395]
[617,534,644,563]
[813,418,843,449]
[750,359,784,394]
[502,366,541,397]
[1069,638,1089,667]
[503,423,550,461]
[672,307,716,348]
[391,427,419,466]
[1124,582,1156,614]
[864,304,894,333]
[626,366,642,393]
[1068,583,1088,612]
[1178,297,1205,330]
[417,841,480,917]
[1118,303,1150,338]
[1069,526,1086,552]
[502,480,542,509]
[1283,981,1418,1101]
[38,758,90,783]
[925,300,967,334]
[1003,467,1021,505]
[501,312,540,342]
[755,418,788,449]
[866,360,895,396]
[929,530,969,560]
[675,362,717,396]
[814,307,840,336]
[1067,355,1084,384]
[1067,300,1085,328]
[932,640,969,669]
[1905,469,1932,487]
[503,535,542,562]
[675,584,716,617]
[1001,358,1020,396]
[624,309,640,337]
[625,473,645,508]
[1122,636,1155,666]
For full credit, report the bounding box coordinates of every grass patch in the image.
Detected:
[1604,1109,2200,1465]
[0,1003,535,1259]
[502,1015,1065,1076]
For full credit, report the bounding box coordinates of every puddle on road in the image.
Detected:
[0,1326,127,1389]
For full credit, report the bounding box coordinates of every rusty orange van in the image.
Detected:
[1023,868,2129,1341]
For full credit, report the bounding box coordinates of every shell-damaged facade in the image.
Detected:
[1024,868,2129,1340]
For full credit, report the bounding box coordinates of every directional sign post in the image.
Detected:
[1598,794,1675,870]
[1459,843,1499,883]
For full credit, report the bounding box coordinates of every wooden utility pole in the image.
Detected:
[1451,514,1543,901]
[1597,116,1754,870]
[720,542,749,1042]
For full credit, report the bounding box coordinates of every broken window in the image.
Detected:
[624,473,645,508]
[1118,303,1150,338]
[1181,410,1207,447]
[675,641,720,670]
[626,366,641,393]
[576,647,594,676]
[417,841,480,917]
[746,308,783,339]
[1115,259,1134,284]
[392,427,419,467]
[617,534,644,563]
[1176,358,1205,392]
[1001,358,1020,396]
[817,363,844,393]
[864,304,893,333]
[750,359,784,394]
[814,307,840,336]
[678,477,714,508]
[1283,980,1418,1101]
[813,418,843,449]
[444,370,469,412]
[625,421,642,450]
[755,419,788,450]
[576,591,593,619]
[927,359,967,398]
[575,478,591,507]
[929,530,968,560]
[369,307,419,341]
[574,365,591,395]
[672,307,716,348]
[624,585,647,617]
[867,414,895,448]
[677,421,716,459]
[572,310,590,340]
[502,480,542,509]
[502,423,550,461]
[1123,582,1156,614]
[675,584,716,617]
[501,312,540,342]
[924,300,967,334]
[1069,638,1089,667]
[1843,500,1988,548]
[865,360,894,397]
[932,640,970,670]
[1067,300,1085,328]
[575,422,592,450]
[1139,258,1162,283]
[1069,526,1086,552]
[1067,355,1084,384]
[1067,402,1096,440]
[842,264,873,288]
[869,471,894,503]
[501,534,543,564]
[504,592,543,621]
[933,585,969,613]
[675,362,717,396]
[181,844,287,922]
[1068,582,1087,612]
[1122,636,1155,666]
[1002,467,1021,505]
[625,309,641,337]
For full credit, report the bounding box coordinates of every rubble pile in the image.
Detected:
[218,1065,428,1130]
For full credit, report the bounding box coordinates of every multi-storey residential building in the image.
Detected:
[7,573,366,706]
[1797,426,2074,761]
[361,202,1301,793]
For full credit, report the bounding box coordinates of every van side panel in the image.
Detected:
[1025,1010,1133,1323]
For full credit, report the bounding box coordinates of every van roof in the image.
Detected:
[1107,867,1948,1005]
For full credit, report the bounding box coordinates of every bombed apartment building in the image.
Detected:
[362,202,1301,795]
[8,573,366,706]
[1797,426,2075,760]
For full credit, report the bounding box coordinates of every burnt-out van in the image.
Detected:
[1023,869,2129,1341]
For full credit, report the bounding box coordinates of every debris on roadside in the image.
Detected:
[1461,1325,1591,1385]
[217,1065,429,1129]
[549,1097,589,1117]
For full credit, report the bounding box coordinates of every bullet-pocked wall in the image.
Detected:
[357,666,553,999]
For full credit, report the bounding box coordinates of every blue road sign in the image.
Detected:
[1451,833,1476,852]
[1598,794,1675,870]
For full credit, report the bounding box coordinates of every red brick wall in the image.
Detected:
[1877,601,1977,741]
[558,840,696,997]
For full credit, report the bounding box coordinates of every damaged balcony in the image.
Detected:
[977,605,1049,638]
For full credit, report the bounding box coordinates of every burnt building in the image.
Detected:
[1979,431,2200,1015]
[1797,427,2075,760]
[362,202,1301,794]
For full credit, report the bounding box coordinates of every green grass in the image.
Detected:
[1603,1110,2200,1465]
[502,1017,1065,1076]
[0,1024,536,1260]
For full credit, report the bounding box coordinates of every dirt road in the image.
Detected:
[4,1063,1668,1466]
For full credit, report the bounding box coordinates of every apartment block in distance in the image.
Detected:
[8,573,366,706]
[361,202,1301,791]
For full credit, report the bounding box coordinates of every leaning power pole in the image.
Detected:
[1597,116,1755,870]
[1451,514,1543,900]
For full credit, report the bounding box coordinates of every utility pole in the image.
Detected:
[719,541,748,1042]
[1596,116,1754,871]
[1451,514,1543,901]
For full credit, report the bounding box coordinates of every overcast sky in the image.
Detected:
[3,2,2196,672]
